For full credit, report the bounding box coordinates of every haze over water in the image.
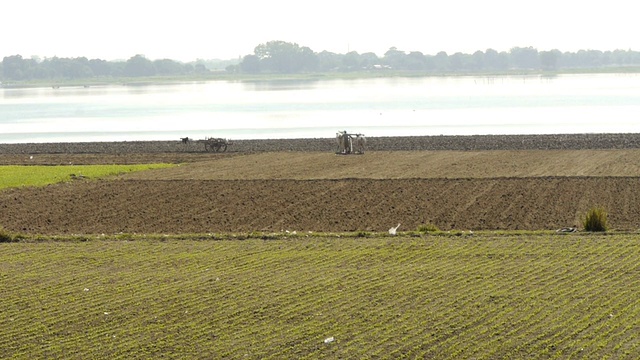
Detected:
[1,73,639,144]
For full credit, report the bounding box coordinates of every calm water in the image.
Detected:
[1,73,639,143]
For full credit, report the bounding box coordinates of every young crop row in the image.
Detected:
[0,164,174,190]
[1,235,639,358]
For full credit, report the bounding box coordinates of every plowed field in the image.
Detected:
[3,136,640,234]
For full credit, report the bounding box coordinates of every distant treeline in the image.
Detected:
[2,41,640,81]
[234,41,640,74]
[0,55,235,81]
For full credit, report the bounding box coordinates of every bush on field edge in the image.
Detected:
[0,227,16,242]
[417,224,440,233]
[582,207,608,232]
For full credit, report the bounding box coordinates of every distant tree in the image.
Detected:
[123,55,156,77]
[609,49,640,66]
[194,63,208,74]
[609,49,635,65]
[253,40,316,73]
[2,55,35,80]
[299,46,319,71]
[383,47,406,69]
[423,55,436,71]
[574,49,605,67]
[77,58,93,78]
[89,58,113,76]
[316,51,342,71]
[449,52,475,72]
[153,59,185,75]
[359,52,380,69]
[471,50,484,70]
[225,64,240,73]
[539,49,561,71]
[240,54,260,73]
[497,51,511,70]
[38,57,92,79]
[342,51,361,70]
[66,57,93,78]
[484,48,504,70]
[109,61,126,77]
[433,51,450,71]
[45,57,65,78]
[406,51,427,70]
[510,46,539,69]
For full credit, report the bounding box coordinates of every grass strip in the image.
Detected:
[0,164,174,190]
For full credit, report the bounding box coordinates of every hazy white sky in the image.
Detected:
[2,0,637,62]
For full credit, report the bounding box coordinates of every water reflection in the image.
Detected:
[1,85,110,99]
[1,88,34,99]
[1,73,639,143]
[242,79,319,91]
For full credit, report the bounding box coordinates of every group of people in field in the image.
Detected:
[336,130,366,155]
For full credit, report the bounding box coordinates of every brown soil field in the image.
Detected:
[2,134,640,234]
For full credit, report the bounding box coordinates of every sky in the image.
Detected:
[2,0,638,62]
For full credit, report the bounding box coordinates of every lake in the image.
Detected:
[1,73,639,143]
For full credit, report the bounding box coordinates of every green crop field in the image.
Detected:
[0,164,174,190]
[1,234,638,359]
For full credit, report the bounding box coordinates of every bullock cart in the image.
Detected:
[180,137,231,152]
[202,137,230,152]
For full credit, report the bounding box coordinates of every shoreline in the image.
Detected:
[2,66,640,89]
[2,133,640,154]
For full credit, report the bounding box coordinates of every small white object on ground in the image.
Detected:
[388,223,401,235]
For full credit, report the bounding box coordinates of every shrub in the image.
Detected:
[355,231,372,238]
[0,227,15,243]
[582,207,608,232]
[417,223,440,233]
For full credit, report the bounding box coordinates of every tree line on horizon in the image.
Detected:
[235,41,640,74]
[0,55,231,82]
[2,41,640,81]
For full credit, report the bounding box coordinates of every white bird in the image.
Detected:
[388,223,401,235]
